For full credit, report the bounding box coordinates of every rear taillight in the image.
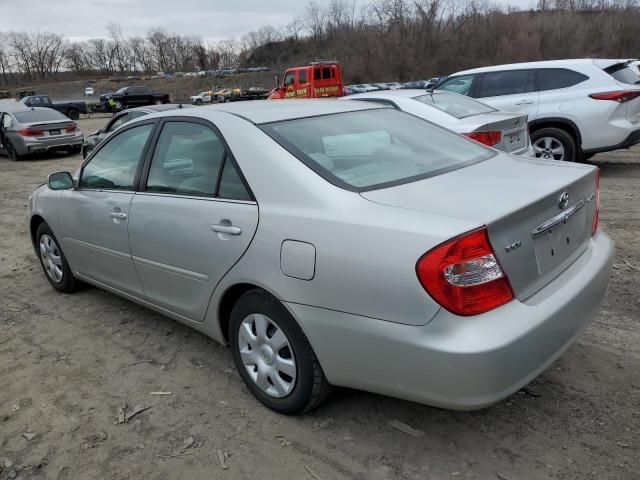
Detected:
[65,122,77,133]
[589,90,640,103]
[463,131,502,147]
[416,227,514,316]
[17,127,44,136]
[592,168,600,235]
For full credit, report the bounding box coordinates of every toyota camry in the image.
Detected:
[29,100,613,414]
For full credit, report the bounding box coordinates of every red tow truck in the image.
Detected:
[268,61,345,99]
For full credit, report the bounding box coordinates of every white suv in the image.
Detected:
[437,59,640,161]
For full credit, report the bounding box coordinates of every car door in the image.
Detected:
[58,121,156,296]
[474,69,540,120]
[127,118,258,321]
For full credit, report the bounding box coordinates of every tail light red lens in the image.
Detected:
[65,122,77,133]
[416,228,514,316]
[463,131,502,147]
[17,128,44,136]
[592,168,600,235]
[589,90,640,103]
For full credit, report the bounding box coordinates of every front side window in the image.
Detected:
[477,70,535,98]
[284,72,295,86]
[413,92,496,119]
[538,68,588,91]
[437,74,475,96]
[299,70,308,84]
[80,123,153,190]
[262,109,493,190]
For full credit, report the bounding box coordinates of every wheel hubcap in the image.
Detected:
[39,234,63,283]
[238,314,297,398]
[533,136,565,161]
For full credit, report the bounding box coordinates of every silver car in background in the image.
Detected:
[346,89,533,155]
[29,100,613,414]
[82,104,194,158]
[0,103,83,160]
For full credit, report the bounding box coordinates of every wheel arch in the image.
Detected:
[218,283,269,344]
[529,117,582,151]
[29,214,46,251]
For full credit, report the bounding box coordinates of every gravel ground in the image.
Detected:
[0,115,638,480]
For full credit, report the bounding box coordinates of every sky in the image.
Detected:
[0,0,536,43]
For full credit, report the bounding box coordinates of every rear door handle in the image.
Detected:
[515,99,534,105]
[109,212,127,219]
[211,224,242,235]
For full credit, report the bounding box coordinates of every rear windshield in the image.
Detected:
[261,109,493,191]
[413,92,496,118]
[14,109,67,123]
[604,63,640,85]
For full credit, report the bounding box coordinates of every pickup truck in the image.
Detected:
[100,86,170,111]
[19,95,87,120]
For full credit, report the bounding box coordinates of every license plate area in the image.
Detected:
[533,206,587,275]
[49,129,61,135]
[506,131,525,151]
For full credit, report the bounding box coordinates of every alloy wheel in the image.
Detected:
[39,234,63,283]
[533,136,565,161]
[237,313,297,398]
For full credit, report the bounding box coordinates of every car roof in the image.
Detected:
[453,58,635,75]
[128,103,194,113]
[150,99,384,124]
[347,89,450,100]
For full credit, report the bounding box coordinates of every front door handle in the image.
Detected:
[211,224,242,235]
[515,99,534,105]
[109,212,127,220]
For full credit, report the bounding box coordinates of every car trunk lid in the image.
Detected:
[23,120,74,137]
[468,112,529,154]
[360,154,598,300]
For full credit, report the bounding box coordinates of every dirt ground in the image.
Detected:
[0,114,638,480]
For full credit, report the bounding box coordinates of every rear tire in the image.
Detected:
[531,127,577,162]
[6,140,20,161]
[36,222,78,293]
[229,289,331,414]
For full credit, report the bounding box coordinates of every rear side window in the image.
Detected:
[314,67,321,81]
[437,75,475,95]
[14,109,67,122]
[538,69,588,91]
[477,70,535,98]
[604,64,640,85]
[262,109,493,191]
[413,92,496,118]
[322,67,331,79]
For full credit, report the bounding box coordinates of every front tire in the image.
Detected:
[229,289,331,414]
[36,223,78,293]
[531,127,577,162]
[67,109,79,120]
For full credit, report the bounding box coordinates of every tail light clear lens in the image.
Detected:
[589,90,640,103]
[416,228,514,316]
[463,131,502,147]
[17,128,44,136]
[65,122,77,133]
[592,168,600,235]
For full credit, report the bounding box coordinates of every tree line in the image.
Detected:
[0,0,639,86]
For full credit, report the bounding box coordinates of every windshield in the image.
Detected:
[14,109,68,123]
[115,87,128,94]
[413,92,496,118]
[261,109,493,191]
[436,75,474,95]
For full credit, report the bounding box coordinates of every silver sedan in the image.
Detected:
[29,100,613,414]
[345,89,533,156]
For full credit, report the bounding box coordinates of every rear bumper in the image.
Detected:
[582,128,640,155]
[287,231,614,409]
[14,132,84,155]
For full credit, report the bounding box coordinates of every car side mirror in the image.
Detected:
[48,171,74,190]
